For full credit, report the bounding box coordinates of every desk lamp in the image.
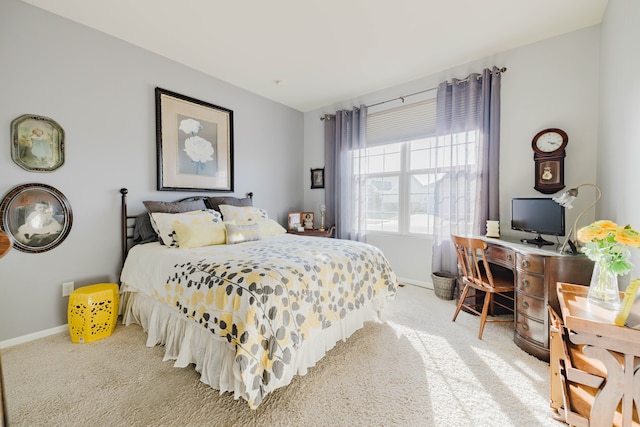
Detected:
[552,183,602,254]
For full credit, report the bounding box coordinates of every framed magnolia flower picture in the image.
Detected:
[155,87,234,192]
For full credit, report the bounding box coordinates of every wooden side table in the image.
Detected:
[554,282,640,426]
[287,225,335,238]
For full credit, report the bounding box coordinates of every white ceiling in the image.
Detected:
[22,0,608,112]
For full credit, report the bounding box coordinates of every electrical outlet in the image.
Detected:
[62,281,74,297]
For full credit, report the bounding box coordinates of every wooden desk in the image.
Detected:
[480,237,594,361]
[555,283,640,426]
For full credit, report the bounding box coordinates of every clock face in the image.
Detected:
[535,131,564,152]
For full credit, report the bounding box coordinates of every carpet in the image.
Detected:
[1,285,561,426]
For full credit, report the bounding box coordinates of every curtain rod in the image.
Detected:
[321,67,506,120]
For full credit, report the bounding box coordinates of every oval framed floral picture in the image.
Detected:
[155,87,234,192]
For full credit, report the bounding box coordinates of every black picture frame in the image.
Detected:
[0,183,73,253]
[311,168,324,189]
[155,87,234,192]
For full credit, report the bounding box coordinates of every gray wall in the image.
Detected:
[0,0,303,342]
[304,26,601,287]
[4,0,639,342]
[598,0,640,276]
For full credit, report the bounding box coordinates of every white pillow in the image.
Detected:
[174,221,226,248]
[218,204,268,223]
[151,210,222,247]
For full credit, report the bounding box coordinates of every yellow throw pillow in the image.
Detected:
[255,219,287,237]
[174,221,227,249]
[218,204,268,223]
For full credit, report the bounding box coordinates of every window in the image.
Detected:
[357,97,478,235]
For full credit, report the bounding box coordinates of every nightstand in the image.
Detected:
[287,225,335,238]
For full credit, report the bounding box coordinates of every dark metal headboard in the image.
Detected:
[120,188,254,268]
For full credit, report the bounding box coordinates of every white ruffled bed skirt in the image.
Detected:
[120,289,387,406]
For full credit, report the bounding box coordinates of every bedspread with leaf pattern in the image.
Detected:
[150,234,398,408]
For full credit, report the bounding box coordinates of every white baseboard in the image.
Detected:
[397,276,433,290]
[0,325,68,349]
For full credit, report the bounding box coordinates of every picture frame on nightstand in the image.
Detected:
[287,212,301,230]
[301,212,315,230]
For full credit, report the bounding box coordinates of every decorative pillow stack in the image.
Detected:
[135,198,286,249]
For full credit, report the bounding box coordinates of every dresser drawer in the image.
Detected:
[516,253,544,274]
[516,313,546,345]
[516,271,545,296]
[516,292,545,320]
[485,245,515,269]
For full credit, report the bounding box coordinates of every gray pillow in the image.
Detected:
[132,213,158,244]
[205,196,252,216]
[143,199,207,214]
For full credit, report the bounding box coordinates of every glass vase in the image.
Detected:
[587,261,621,309]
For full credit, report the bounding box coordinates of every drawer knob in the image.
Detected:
[522,301,530,309]
[507,254,513,262]
[522,323,529,331]
[522,279,530,287]
[522,260,531,268]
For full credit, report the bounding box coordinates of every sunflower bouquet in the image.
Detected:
[576,220,640,308]
[577,220,640,275]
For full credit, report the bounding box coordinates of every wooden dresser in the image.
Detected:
[479,237,594,361]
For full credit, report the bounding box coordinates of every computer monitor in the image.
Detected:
[511,197,565,246]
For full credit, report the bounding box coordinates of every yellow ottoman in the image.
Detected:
[68,283,119,343]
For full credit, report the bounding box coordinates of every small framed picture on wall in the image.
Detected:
[311,168,324,189]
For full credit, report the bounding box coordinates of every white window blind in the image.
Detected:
[366,98,437,146]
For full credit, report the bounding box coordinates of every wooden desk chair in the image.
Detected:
[451,234,515,339]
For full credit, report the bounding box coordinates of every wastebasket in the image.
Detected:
[431,272,456,300]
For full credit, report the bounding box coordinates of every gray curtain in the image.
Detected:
[323,105,367,241]
[431,66,502,275]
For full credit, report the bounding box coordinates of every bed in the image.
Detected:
[118,188,398,409]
